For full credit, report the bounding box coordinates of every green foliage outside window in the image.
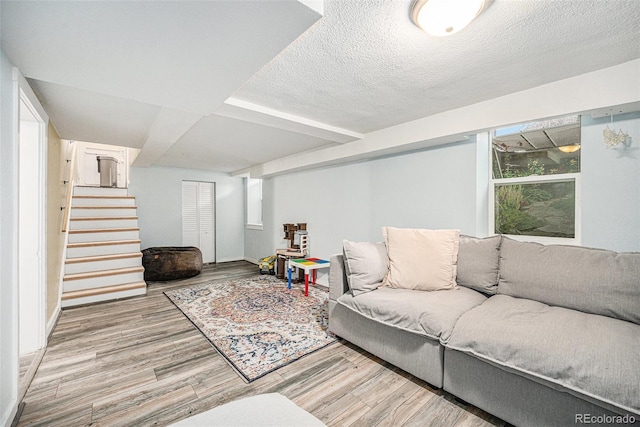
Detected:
[495,179,575,238]
[495,185,544,235]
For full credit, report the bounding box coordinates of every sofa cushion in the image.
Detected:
[456,235,502,295]
[447,295,640,415]
[336,286,486,342]
[382,227,460,291]
[342,240,388,296]
[498,237,640,324]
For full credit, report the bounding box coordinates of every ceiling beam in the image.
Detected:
[216,97,363,144]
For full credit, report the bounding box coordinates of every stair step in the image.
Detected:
[61,282,147,306]
[62,281,147,300]
[71,216,138,221]
[69,227,140,234]
[72,196,136,207]
[63,269,145,293]
[67,239,141,249]
[71,206,137,218]
[71,206,136,210]
[64,252,143,275]
[66,239,142,259]
[68,228,140,244]
[64,266,145,282]
[74,187,128,197]
[73,195,135,199]
[69,217,139,230]
[66,252,142,264]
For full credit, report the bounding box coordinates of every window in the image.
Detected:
[490,115,581,243]
[246,178,263,230]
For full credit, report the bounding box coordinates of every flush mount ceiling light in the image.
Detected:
[411,0,487,36]
[558,144,581,153]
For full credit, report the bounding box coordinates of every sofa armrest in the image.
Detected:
[329,254,349,300]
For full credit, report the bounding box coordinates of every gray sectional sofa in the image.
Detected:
[328,235,640,427]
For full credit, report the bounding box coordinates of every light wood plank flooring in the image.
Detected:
[18,261,505,427]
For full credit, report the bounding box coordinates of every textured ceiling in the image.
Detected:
[2,0,639,173]
[234,0,640,133]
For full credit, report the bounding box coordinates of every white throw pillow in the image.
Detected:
[382,227,460,291]
[343,240,388,296]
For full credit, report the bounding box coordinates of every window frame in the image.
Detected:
[489,143,582,246]
[246,178,263,230]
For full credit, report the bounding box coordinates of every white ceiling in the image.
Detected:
[2,0,639,174]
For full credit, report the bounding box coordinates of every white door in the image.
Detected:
[182,181,215,263]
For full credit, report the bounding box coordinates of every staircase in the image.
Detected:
[61,186,146,307]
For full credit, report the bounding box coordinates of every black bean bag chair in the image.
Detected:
[142,246,203,281]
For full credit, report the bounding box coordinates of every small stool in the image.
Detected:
[287,258,330,296]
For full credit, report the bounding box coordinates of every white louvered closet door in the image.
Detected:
[197,182,215,263]
[182,181,216,263]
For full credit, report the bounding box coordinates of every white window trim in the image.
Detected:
[489,172,582,246]
[246,178,263,230]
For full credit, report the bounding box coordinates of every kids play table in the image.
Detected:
[287,257,330,296]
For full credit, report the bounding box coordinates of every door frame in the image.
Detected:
[16,71,48,355]
[1,67,49,426]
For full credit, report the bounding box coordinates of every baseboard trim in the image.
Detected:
[9,401,24,427]
[244,257,260,265]
[215,257,248,264]
[46,305,61,341]
[5,399,19,427]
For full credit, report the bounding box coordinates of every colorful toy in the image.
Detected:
[258,255,277,275]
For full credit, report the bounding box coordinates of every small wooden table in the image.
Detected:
[287,258,330,296]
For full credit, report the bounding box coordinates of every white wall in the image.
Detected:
[0,48,20,427]
[582,112,640,252]
[45,123,64,334]
[128,166,245,262]
[245,138,479,282]
[246,111,640,279]
[368,141,477,234]
[244,160,375,266]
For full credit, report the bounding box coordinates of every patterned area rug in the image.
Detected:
[164,275,336,383]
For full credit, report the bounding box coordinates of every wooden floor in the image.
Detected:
[18,261,505,427]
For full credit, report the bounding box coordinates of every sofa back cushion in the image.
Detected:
[382,227,460,291]
[456,235,502,295]
[498,237,640,324]
[342,240,388,296]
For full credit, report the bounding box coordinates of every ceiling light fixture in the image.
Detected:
[558,144,581,153]
[411,0,487,36]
